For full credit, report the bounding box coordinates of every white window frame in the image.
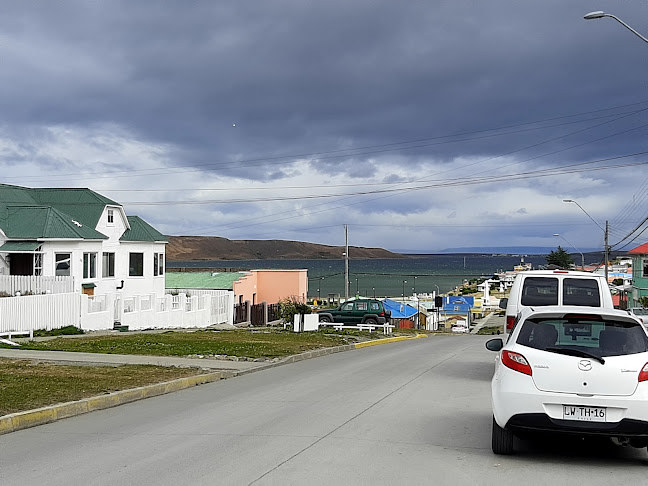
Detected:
[102,252,115,278]
[129,252,144,277]
[107,209,114,225]
[643,258,648,278]
[83,252,97,279]
[154,252,164,276]
[55,253,71,276]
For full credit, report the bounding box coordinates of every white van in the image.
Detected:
[498,270,614,333]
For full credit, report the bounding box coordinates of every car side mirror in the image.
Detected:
[498,298,508,309]
[485,338,503,352]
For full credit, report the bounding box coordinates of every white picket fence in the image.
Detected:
[0,290,235,335]
[0,275,75,296]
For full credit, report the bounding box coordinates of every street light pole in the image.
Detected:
[563,199,609,282]
[584,11,648,44]
[553,233,585,270]
[402,280,407,299]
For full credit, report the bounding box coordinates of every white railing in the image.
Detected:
[0,293,81,333]
[165,289,234,326]
[0,275,75,296]
[0,290,235,335]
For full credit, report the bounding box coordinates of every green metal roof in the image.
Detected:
[0,241,42,251]
[120,216,168,242]
[165,272,244,290]
[0,184,163,243]
[3,206,107,240]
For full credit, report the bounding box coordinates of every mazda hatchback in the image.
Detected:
[486,305,648,455]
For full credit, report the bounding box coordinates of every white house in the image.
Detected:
[0,184,167,299]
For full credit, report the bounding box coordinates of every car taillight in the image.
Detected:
[501,351,532,376]
[380,311,385,316]
[638,363,648,382]
[506,315,515,330]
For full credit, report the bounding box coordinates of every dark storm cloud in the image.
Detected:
[0,1,646,250]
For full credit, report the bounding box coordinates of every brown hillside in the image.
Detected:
[166,236,404,261]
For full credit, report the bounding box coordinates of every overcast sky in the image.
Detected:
[1,1,647,254]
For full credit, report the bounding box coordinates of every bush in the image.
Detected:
[278,296,312,324]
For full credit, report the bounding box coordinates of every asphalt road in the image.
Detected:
[2,335,648,485]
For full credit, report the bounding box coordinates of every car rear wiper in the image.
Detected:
[544,347,605,365]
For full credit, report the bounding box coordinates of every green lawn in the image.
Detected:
[0,329,360,359]
[0,359,204,416]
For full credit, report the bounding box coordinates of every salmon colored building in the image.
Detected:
[233,269,308,305]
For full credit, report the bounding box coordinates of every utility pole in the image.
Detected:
[344,225,349,301]
[604,220,609,283]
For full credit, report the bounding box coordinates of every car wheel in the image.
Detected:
[364,318,377,325]
[319,316,332,323]
[492,416,514,455]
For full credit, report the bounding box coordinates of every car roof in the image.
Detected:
[517,305,639,321]
[515,270,603,277]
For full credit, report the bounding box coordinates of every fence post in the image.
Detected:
[245,300,251,325]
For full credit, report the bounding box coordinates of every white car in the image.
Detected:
[629,308,648,326]
[486,305,648,455]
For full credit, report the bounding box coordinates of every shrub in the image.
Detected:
[278,296,311,324]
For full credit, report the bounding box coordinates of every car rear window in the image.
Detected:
[563,278,600,306]
[520,277,558,306]
[516,317,648,357]
[370,302,380,311]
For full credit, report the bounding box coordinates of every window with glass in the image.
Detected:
[520,277,558,306]
[107,209,114,224]
[643,259,648,278]
[517,316,648,357]
[129,253,144,277]
[153,253,164,276]
[83,252,97,279]
[102,252,115,278]
[563,278,600,306]
[55,253,71,276]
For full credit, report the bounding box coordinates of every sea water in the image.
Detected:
[168,254,548,299]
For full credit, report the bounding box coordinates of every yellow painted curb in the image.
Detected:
[354,333,428,349]
[0,371,224,436]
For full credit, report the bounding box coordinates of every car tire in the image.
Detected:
[319,316,332,323]
[492,416,514,455]
[364,318,377,325]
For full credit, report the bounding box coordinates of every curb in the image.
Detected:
[0,334,426,434]
[354,333,428,348]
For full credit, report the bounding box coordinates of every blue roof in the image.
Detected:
[383,299,418,318]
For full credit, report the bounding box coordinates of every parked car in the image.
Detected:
[451,325,469,333]
[485,305,648,455]
[317,299,391,325]
[498,270,614,333]
[629,308,648,326]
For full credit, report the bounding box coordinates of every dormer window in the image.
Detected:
[107,209,114,225]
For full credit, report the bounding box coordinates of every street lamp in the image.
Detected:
[402,280,407,298]
[413,276,417,296]
[563,199,609,281]
[372,287,375,298]
[355,278,359,295]
[553,233,585,271]
[584,11,648,44]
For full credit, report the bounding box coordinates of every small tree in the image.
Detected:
[278,296,311,324]
[640,296,648,309]
[546,246,574,269]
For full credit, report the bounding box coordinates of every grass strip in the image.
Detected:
[0,359,205,416]
[0,329,358,359]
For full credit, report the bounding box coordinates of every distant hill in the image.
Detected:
[166,236,404,261]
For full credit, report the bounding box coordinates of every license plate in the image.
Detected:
[563,405,606,422]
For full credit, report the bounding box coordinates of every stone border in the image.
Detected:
[0,335,427,434]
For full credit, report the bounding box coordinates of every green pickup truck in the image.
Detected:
[317,299,391,325]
